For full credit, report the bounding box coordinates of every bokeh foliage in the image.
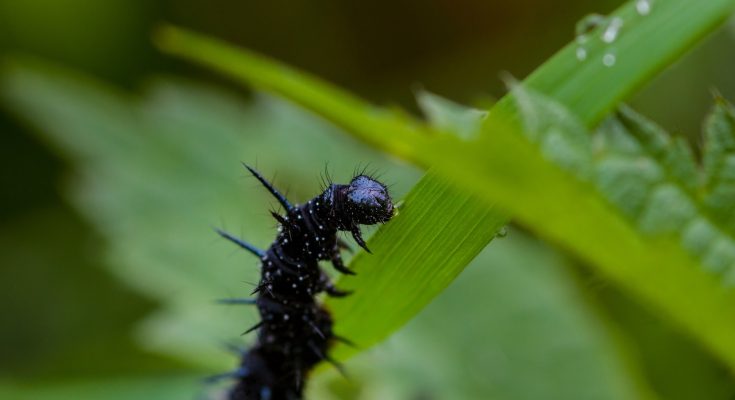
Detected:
[3,0,735,399]
[155,0,735,371]
[1,62,643,399]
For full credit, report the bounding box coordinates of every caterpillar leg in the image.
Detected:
[243,163,293,212]
[336,237,353,253]
[308,342,348,379]
[324,283,353,298]
[331,252,356,275]
[332,334,357,348]
[349,225,370,253]
[319,271,352,297]
[326,286,353,297]
[216,229,265,258]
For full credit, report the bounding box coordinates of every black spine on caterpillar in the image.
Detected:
[215,165,393,400]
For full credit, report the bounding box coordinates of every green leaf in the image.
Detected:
[0,59,422,369]
[8,0,735,395]
[595,110,698,236]
[0,64,650,398]
[154,24,509,364]
[702,99,735,228]
[422,91,735,372]
[152,24,428,164]
[592,105,735,280]
[311,231,652,400]
[415,89,487,139]
[516,0,735,125]
[328,172,508,360]
[511,83,594,178]
[152,0,735,371]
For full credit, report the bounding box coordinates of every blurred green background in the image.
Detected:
[2,1,735,399]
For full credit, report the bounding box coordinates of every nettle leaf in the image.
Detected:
[511,84,735,284]
[415,89,487,139]
[510,85,735,281]
[511,84,594,179]
[702,99,735,227]
[593,102,735,279]
[0,60,422,369]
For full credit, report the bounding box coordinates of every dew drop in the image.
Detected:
[575,14,607,37]
[602,52,617,67]
[574,30,590,63]
[576,47,588,61]
[636,0,652,16]
[602,17,623,43]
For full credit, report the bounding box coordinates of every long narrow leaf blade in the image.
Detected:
[155,0,735,369]
[329,173,508,360]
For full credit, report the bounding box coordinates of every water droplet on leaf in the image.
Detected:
[602,17,624,43]
[636,0,652,16]
[603,52,617,67]
[575,14,607,37]
[576,47,588,61]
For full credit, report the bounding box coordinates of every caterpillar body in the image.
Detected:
[215,165,394,400]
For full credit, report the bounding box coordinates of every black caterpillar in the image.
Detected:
[214,164,393,400]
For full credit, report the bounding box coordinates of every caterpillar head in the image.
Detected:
[344,175,393,225]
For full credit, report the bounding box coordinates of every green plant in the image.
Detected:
[3,0,735,398]
[154,0,735,369]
